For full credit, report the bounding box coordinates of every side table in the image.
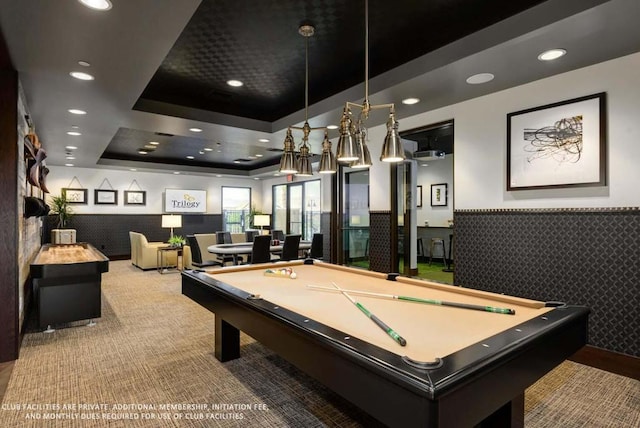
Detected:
[157,246,182,274]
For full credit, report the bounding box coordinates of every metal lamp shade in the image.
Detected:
[279,151,299,174]
[351,130,372,169]
[336,109,358,162]
[296,144,313,176]
[318,134,337,173]
[380,116,405,162]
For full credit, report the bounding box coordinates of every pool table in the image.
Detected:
[181,260,589,427]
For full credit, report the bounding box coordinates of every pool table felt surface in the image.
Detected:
[205,261,553,364]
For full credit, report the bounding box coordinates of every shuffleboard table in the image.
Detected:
[181,260,589,427]
[31,243,109,331]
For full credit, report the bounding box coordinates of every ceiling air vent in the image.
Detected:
[155,132,174,137]
[413,150,445,161]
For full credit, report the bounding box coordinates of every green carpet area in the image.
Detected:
[349,260,454,284]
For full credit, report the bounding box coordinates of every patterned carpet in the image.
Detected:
[0,260,637,427]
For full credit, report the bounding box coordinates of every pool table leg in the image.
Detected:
[214,316,240,362]
[478,393,524,428]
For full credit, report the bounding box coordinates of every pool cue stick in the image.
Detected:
[330,282,407,347]
[308,284,515,315]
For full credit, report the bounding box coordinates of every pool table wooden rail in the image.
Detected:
[181,261,589,427]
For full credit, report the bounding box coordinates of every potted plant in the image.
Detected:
[168,235,185,248]
[49,194,74,228]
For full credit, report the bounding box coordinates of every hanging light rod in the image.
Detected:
[332,0,405,169]
[279,23,336,176]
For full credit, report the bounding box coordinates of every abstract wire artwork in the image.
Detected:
[523,116,583,164]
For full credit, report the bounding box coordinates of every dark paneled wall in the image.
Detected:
[369,211,392,274]
[454,208,639,357]
[321,212,331,262]
[44,214,223,257]
[0,36,19,362]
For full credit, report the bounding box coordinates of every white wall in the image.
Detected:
[416,154,454,227]
[398,52,640,209]
[45,166,264,214]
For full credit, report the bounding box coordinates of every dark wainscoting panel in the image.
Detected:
[454,208,639,357]
[369,211,392,274]
[44,214,223,258]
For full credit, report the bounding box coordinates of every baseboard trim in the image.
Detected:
[570,345,639,380]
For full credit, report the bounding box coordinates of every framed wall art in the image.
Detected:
[62,188,88,205]
[416,185,423,208]
[94,189,118,205]
[124,190,146,205]
[507,92,606,190]
[431,183,447,206]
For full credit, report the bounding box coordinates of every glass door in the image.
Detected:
[343,170,370,268]
[288,184,303,235]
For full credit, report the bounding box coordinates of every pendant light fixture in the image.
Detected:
[336,0,405,166]
[279,24,335,176]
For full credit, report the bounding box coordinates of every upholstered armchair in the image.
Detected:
[129,231,177,270]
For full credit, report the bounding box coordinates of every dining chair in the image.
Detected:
[271,230,285,242]
[278,234,301,261]
[186,235,221,268]
[245,230,259,243]
[215,231,241,265]
[307,233,323,259]
[250,235,272,264]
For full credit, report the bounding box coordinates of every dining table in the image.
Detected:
[207,241,312,265]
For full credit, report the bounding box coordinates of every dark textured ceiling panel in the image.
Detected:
[137,0,547,122]
[101,128,283,171]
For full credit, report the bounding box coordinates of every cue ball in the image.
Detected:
[290,272,297,279]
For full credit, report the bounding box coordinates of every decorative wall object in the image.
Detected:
[124,190,146,205]
[416,185,422,208]
[164,189,207,213]
[124,179,145,205]
[507,92,606,190]
[431,183,447,206]
[95,189,117,205]
[62,188,87,204]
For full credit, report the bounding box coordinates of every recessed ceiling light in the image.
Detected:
[326,125,338,130]
[66,156,76,160]
[143,145,157,149]
[421,163,429,167]
[70,71,94,81]
[78,61,91,67]
[217,149,222,153]
[538,48,567,61]
[259,138,270,143]
[215,174,223,178]
[255,154,263,157]
[173,171,180,175]
[67,131,81,136]
[466,73,495,85]
[402,97,420,105]
[68,109,87,115]
[227,79,243,87]
[199,150,205,155]
[71,125,80,129]
[186,156,195,160]
[138,150,148,155]
[233,160,241,164]
[203,147,213,152]
[253,177,261,180]
[78,0,112,11]
[189,127,203,132]
[148,141,160,145]
[274,173,281,177]
[65,163,74,167]
[130,168,137,171]
[65,145,78,150]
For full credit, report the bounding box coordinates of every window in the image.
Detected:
[221,187,251,233]
[272,180,320,240]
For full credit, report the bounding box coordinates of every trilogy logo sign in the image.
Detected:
[165,189,207,213]
[171,193,200,209]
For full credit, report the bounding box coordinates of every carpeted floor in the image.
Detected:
[0,260,638,427]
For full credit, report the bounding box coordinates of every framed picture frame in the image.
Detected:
[416,185,423,207]
[431,183,447,206]
[62,188,88,205]
[507,92,606,191]
[124,190,146,205]
[94,189,118,205]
